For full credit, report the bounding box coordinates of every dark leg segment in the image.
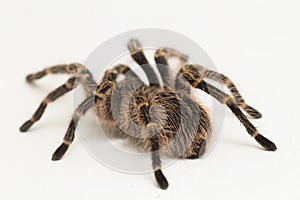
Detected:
[137,98,168,189]
[154,49,173,88]
[20,77,78,132]
[26,63,97,92]
[52,94,96,160]
[154,47,189,90]
[127,39,160,85]
[151,136,169,190]
[177,65,277,151]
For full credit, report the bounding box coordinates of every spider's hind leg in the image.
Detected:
[195,65,262,119]
[177,65,277,151]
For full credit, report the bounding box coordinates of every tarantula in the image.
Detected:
[20,39,276,190]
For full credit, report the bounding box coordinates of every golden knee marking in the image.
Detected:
[130,48,143,55]
[180,66,188,73]
[253,131,259,138]
[63,140,72,145]
[43,98,50,104]
[29,117,36,122]
[240,103,248,109]
[223,77,232,86]
[65,81,74,89]
[184,72,196,80]
[73,111,82,119]
[223,95,232,104]
[192,78,203,87]
[155,48,168,58]
[45,68,51,74]
[154,166,161,171]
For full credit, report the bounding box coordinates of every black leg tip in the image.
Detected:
[51,143,69,161]
[26,74,34,82]
[19,120,34,132]
[255,134,277,151]
[246,106,262,119]
[154,169,169,190]
[250,110,262,119]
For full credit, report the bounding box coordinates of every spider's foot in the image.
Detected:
[246,106,262,119]
[52,142,70,161]
[26,74,36,82]
[255,134,277,151]
[154,169,169,190]
[19,120,34,132]
[127,38,142,52]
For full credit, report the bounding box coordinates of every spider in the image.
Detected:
[20,39,277,190]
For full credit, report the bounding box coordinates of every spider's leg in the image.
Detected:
[26,63,97,91]
[136,97,168,189]
[51,94,95,160]
[127,39,160,85]
[194,65,262,119]
[155,47,190,90]
[20,63,97,132]
[52,76,118,160]
[177,65,277,151]
[52,64,132,160]
[151,136,169,190]
[154,49,173,88]
[107,64,143,83]
[20,73,94,132]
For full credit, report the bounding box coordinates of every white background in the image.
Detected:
[1,0,299,199]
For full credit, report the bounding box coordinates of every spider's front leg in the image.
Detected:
[20,63,97,132]
[52,80,117,160]
[52,64,135,160]
[135,96,169,189]
[52,94,95,160]
[176,65,277,151]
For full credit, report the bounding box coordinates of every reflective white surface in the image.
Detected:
[1,0,299,200]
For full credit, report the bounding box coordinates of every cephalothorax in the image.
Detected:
[20,39,276,189]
